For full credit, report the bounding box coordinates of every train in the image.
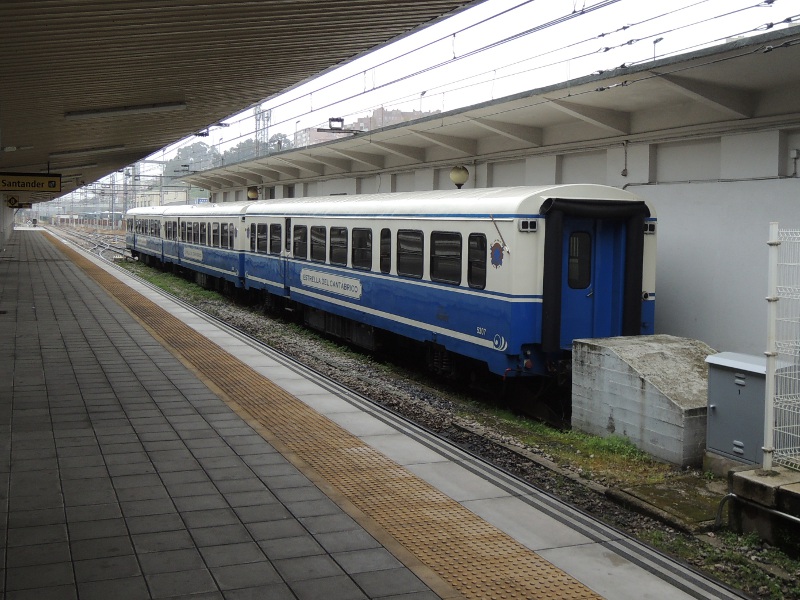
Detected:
[125,185,656,381]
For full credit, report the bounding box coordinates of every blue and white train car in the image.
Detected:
[127,203,250,288]
[160,203,250,286]
[126,185,655,378]
[125,205,167,264]
[238,185,656,378]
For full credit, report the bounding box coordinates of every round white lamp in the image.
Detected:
[449,165,469,189]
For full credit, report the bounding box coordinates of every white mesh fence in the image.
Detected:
[773,228,800,470]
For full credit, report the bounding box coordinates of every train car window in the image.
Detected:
[397,229,424,279]
[330,227,348,266]
[468,234,487,289]
[250,224,257,252]
[380,228,392,273]
[431,232,462,285]
[181,222,187,242]
[157,222,162,237]
[270,224,282,254]
[293,225,307,259]
[257,224,269,253]
[212,222,220,247]
[352,228,372,271]
[285,219,292,252]
[220,223,229,249]
[310,226,326,262]
[568,232,592,289]
[194,222,200,244]
[186,222,193,244]
[229,223,235,247]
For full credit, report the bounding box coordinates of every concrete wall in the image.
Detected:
[572,335,715,466]
[0,201,12,251]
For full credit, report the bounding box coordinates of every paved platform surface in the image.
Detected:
[0,229,743,600]
[0,231,453,600]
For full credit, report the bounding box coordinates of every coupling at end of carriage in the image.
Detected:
[126,184,656,381]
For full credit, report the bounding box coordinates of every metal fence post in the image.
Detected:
[764,222,779,470]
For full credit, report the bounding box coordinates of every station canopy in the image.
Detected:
[0,0,478,203]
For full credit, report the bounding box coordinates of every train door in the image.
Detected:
[540,198,648,354]
[559,217,626,349]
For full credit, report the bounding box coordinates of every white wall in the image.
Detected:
[638,178,798,355]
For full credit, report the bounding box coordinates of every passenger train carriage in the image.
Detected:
[126,185,656,379]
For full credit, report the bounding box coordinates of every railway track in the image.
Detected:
[48,225,129,260]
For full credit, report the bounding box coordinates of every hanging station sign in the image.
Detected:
[0,173,62,193]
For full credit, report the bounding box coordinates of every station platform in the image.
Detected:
[0,229,742,600]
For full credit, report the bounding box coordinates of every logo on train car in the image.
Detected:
[490,241,504,269]
[493,334,508,351]
[300,269,362,300]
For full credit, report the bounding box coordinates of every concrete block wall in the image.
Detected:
[572,335,714,466]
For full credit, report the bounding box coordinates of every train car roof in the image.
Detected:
[244,185,655,218]
[125,205,170,216]
[125,202,252,217]
[126,185,655,218]
[161,202,252,216]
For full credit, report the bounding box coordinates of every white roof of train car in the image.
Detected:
[126,185,655,219]
[161,202,252,217]
[244,185,654,218]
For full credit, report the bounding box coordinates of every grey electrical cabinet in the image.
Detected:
[706,352,766,464]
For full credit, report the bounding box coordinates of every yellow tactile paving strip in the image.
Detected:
[54,236,601,600]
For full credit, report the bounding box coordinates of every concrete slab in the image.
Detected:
[731,466,800,508]
[539,543,699,600]
[462,495,596,550]
[404,461,510,502]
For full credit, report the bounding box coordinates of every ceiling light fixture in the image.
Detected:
[64,101,187,120]
[49,145,125,158]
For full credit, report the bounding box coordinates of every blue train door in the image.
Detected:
[559,217,626,349]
